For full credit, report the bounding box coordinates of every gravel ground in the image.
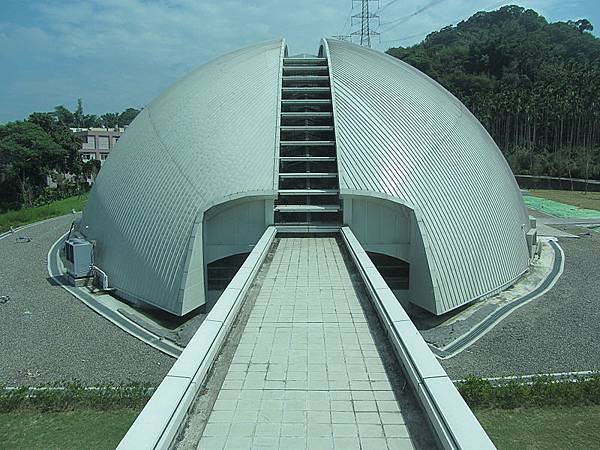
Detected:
[0,215,174,386]
[3,213,596,385]
[441,229,600,379]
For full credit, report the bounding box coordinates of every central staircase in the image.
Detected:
[274,56,342,226]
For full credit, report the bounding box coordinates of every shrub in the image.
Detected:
[457,373,600,409]
[0,381,154,413]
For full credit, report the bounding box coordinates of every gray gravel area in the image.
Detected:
[441,229,600,379]
[0,215,173,386]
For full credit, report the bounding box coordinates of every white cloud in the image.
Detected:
[0,0,595,122]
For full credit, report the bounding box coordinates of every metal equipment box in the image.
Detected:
[64,238,93,279]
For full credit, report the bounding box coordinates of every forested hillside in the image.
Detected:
[387,5,600,181]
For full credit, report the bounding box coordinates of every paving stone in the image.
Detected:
[198,237,420,448]
[334,437,361,449]
[331,411,356,424]
[255,422,281,437]
[198,436,227,450]
[278,437,306,450]
[307,410,331,423]
[387,438,415,450]
[252,436,280,449]
[360,437,389,450]
[332,423,359,437]
[359,423,385,438]
[356,412,381,424]
[224,436,253,449]
[281,422,305,437]
[384,424,410,438]
[203,422,230,437]
[229,422,254,437]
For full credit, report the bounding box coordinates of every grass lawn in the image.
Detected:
[0,410,138,450]
[0,193,88,234]
[475,405,600,450]
[528,189,600,212]
[1,406,599,449]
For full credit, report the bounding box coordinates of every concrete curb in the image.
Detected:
[430,240,564,359]
[47,232,184,358]
[341,226,495,450]
[117,226,277,450]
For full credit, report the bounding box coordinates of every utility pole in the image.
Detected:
[351,0,380,47]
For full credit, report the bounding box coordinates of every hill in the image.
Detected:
[387,5,600,181]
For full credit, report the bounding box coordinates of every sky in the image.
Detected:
[0,0,598,123]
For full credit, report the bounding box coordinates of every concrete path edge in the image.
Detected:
[116,226,277,450]
[341,226,496,450]
[431,240,565,359]
[47,232,184,358]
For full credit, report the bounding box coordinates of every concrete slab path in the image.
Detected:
[197,237,431,450]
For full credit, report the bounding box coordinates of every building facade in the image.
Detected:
[71,127,125,166]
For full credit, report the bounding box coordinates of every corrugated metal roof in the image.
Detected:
[323,38,530,313]
[79,40,284,314]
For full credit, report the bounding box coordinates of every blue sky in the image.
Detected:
[0,0,598,123]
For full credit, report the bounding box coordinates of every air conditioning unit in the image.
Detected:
[64,238,93,279]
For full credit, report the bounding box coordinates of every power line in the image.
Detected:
[380,0,448,32]
[377,0,511,48]
[332,8,354,41]
[379,0,401,13]
[380,32,428,45]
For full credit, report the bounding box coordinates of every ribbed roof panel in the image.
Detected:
[324,38,530,312]
[79,40,283,314]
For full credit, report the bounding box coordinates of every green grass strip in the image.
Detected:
[475,405,600,450]
[0,193,88,234]
[0,410,138,450]
[523,195,600,218]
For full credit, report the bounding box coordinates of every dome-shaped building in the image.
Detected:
[76,38,533,316]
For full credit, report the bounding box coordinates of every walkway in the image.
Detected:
[196,236,432,450]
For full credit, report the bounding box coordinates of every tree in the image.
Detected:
[28,112,83,174]
[82,159,102,184]
[74,98,84,128]
[386,6,600,181]
[0,121,68,208]
[53,105,75,127]
[118,108,140,127]
[101,112,120,128]
[568,19,594,33]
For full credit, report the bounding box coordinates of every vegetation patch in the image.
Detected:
[0,193,88,234]
[528,189,600,213]
[0,382,153,413]
[387,6,600,181]
[457,374,600,409]
[0,410,138,450]
[523,195,600,219]
[475,405,600,450]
